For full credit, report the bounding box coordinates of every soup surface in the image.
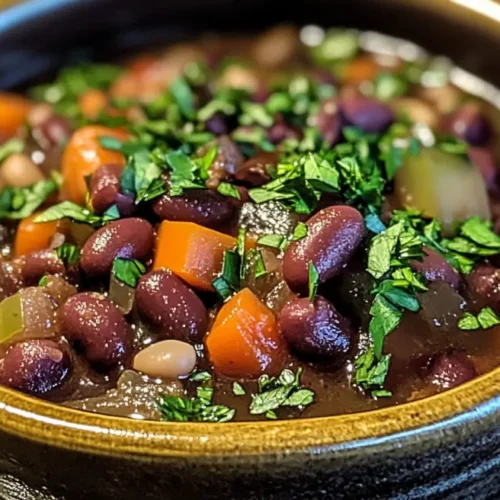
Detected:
[1,26,500,422]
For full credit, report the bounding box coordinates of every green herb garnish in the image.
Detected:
[308,262,319,302]
[232,382,246,396]
[458,307,500,331]
[55,243,81,266]
[112,258,146,288]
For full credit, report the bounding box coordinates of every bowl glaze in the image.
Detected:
[1,1,500,498]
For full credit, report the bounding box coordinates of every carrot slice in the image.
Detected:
[61,125,128,205]
[153,221,236,291]
[78,89,108,119]
[14,212,58,256]
[206,288,283,378]
[343,56,380,85]
[0,92,31,138]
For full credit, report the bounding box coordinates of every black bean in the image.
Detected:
[340,96,394,133]
[80,218,154,277]
[280,296,353,359]
[444,104,492,146]
[22,249,64,285]
[90,164,123,214]
[0,340,70,395]
[152,189,235,228]
[60,292,131,366]
[411,247,460,290]
[427,350,477,390]
[136,269,208,343]
[283,205,365,294]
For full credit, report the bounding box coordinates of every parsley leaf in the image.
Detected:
[253,250,268,279]
[212,249,241,301]
[232,382,246,396]
[257,234,287,250]
[308,262,319,302]
[355,347,392,393]
[367,222,403,279]
[217,182,240,199]
[189,371,212,382]
[35,201,117,227]
[458,307,500,330]
[292,222,308,241]
[112,258,146,288]
[54,243,81,266]
[170,78,196,120]
[166,149,203,196]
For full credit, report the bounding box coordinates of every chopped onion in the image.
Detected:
[395,147,491,234]
[109,275,135,315]
[0,293,24,344]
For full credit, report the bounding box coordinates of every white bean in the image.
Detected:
[1,153,44,187]
[133,340,197,379]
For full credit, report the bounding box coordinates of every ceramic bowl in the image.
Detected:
[0,1,500,498]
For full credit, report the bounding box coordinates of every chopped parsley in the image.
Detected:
[458,307,500,331]
[35,200,118,227]
[292,222,308,241]
[112,258,146,288]
[257,234,287,250]
[54,243,81,266]
[232,382,246,396]
[308,262,319,302]
[249,368,314,418]
[212,249,241,301]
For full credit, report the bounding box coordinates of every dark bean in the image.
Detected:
[340,96,394,133]
[267,116,302,144]
[468,147,499,194]
[80,218,154,277]
[214,135,245,176]
[115,192,136,217]
[90,164,123,214]
[152,189,235,228]
[427,350,477,390]
[60,292,131,366]
[234,152,277,186]
[411,247,460,291]
[467,264,500,308]
[280,296,353,359]
[0,340,70,395]
[22,249,64,285]
[205,113,228,135]
[136,269,208,343]
[283,205,365,293]
[252,87,270,103]
[0,259,25,301]
[443,103,492,146]
[316,98,343,146]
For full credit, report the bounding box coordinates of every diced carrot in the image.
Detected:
[61,125,128,205]
[14,212,58,256]
[153,221,236,291]
[0,92,31,138]
[343,56,380,85]
[78,89,108,119]
[206,288,284,378]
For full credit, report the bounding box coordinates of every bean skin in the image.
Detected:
[133,340,197,379]
[411,247,460,291]
[22,249,64,285]
[152,189,235,228]
[60,292,131,366]
[136,270,208,343]
[427,351,477,390]
[0,340,70,395]
[340,96,394,133]
[283,205,365,294]
[280,296,353,359]
[467,264,500,309]
[90,164,123,214]
[80,218,154,277]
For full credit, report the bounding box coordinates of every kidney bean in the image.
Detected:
[411,247,459,291]
[152,189,235,228]
[90,164,123,214]
[37,116,73,148]
[316,98,343,146]
[340,96,394,133]
[467,264,500,308]
[468,147,499,194]
[115,192,136,217]
[280,296,353,359]
[205,136,245,188]
[22,249,64,285]
[80,218,154,277]
[0,259,24,301]
[136,269,208,342]
[0,153,44,188]
[133,340,197,378]
[267,116,302,144]
[427,350,477,390]
[60,292,131,366]
[0,339,70,395]
[443,103,492,146]
[205,113,228,135]
[234,152,277,186]
[283,205,365,293]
